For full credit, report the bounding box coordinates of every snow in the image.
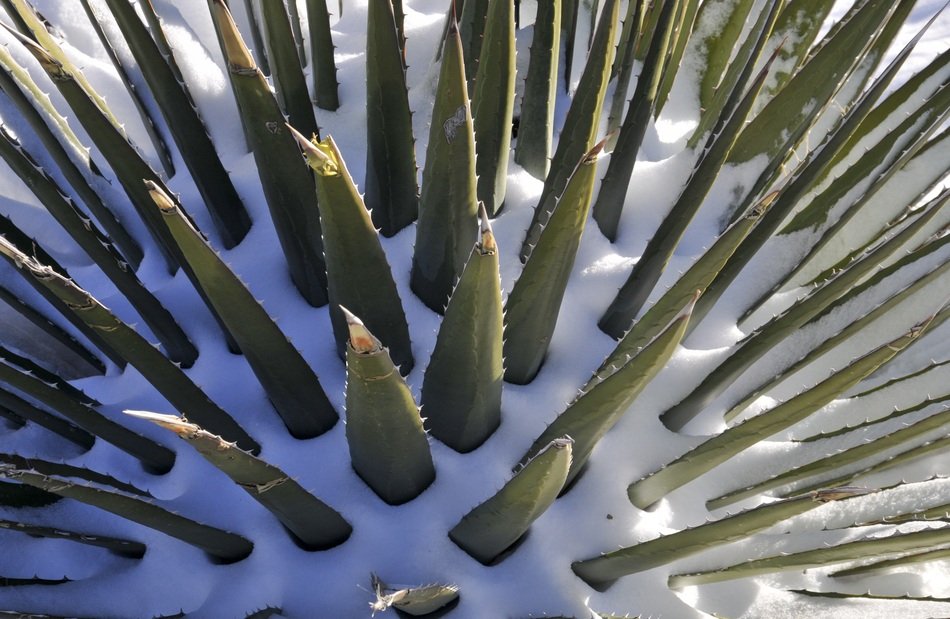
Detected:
[0,0,948,617]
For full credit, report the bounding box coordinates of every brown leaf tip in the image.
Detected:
[145,180,176,213]
[477,202,497,254]
[124,409,200,436]
[211,0,256,71]
[675,290,701,321]
[749,191,779,219]
[811,486,873,502]
[341,306,382,353]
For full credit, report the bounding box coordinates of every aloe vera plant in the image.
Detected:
[0,1,947,617]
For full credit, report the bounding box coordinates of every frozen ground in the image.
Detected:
[0,0,947,617]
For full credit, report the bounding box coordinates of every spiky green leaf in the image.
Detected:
[291,130,414,373]
[421,208,503,452]
[343,309,434,505]
[410,14,479,312]
[365,0,419,235]
[127,410,352,550]
[449,437,572,564]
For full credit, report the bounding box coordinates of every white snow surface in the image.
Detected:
[0,1,947,618]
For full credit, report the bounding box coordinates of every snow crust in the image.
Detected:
[0,1,947,617]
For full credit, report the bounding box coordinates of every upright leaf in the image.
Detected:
[449,437,572,564]
[102,0,252,248]
[343,309,434,505]
[686,0,782,148]
[519,0,617,260]
[597,49,776,337]
[514,0,560,179]
[78,0,175,177]
[290,129,414,374]
[753,0,836,106]
[410,14,479,313]
[693,0,756,116]
[726,0,900,165]
[459,0,490,84]
[365,0,419,236]
[653,0,701,116]
[604,0,643,149]
[243,0,271,74]
[259,0,320,137]
[587,0,676,242]
[421,206,503,452]
[560,0,579,90]
[504,141,603,384]
[471,0,516,215]
[211,0,329,307]
[148,183,337,439]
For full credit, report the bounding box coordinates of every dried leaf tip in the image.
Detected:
[0,236,23,262]
[145,180,176,213]
[1,21,39,51]
[447,1,460,36]
[477,202,496,254]
[369,573,460,616]
[900,310,939,344]
[286,124,338,176]
[341,306,382,353]
[749,191,779,219]
[584,136,609,164]
[676,290,702,321]
[124,409,199,435]
[811,486,873,502]
[0,237,46,276]
[210,0,256,71]
[2,23,62,74]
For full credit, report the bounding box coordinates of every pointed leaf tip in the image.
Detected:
[677,290,701,320]
[811,486,874,502]
[477,202,496,254]
[287,124,337,175]
[124,409,198,435]
[585,136,609,163]
[341,305,382,353]
[749,190,780,218]
[211,0,256,70]
[144,181,176,212]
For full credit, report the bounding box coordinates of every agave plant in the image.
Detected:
[0,0,948,616]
